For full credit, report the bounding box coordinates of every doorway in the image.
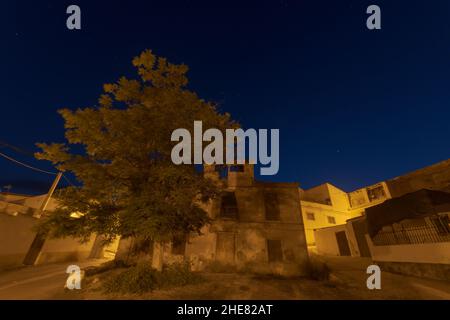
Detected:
[335,231,351,256]
[216,232,235,264]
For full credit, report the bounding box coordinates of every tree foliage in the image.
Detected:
[36,50,235,243]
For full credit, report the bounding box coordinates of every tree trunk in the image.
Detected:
[151,241,164,271]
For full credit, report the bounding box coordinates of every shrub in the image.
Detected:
[103,261,202,294]
[302,258,330,281]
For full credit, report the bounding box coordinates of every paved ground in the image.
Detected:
[0,259,107,300]
[0,256,449,299]
[318,256,450,300]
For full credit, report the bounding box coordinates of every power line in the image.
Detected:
[0,151,58,175]
[0,144,77,188]
[0,140,35,157]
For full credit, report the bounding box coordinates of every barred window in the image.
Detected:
[264,192,280,221]
[220,192,238,219]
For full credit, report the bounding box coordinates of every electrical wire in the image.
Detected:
[0,144,79,194]
[0,151,58,175]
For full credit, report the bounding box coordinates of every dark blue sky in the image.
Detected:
[2,0,450,194]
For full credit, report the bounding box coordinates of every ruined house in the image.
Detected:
[115,164,309,276]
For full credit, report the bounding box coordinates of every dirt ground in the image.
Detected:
[1,256,450,300]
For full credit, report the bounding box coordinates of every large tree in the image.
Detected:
[36,50,235,245]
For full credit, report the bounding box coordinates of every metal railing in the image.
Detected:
[373,222,450,246]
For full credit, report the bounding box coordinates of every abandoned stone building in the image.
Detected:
[116,164,309,276]
[3,157,449,277]
[0,163,308,275]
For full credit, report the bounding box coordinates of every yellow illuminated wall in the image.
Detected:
[299,182,391,246]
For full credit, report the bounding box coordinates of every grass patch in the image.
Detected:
[102,261,203,294]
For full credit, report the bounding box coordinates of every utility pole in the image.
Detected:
[33,172,62,218]
[24,172,63,265]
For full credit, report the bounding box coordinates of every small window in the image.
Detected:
[306,212,315,221]
[215,165,228,178]
[229,165,245,172]
[264,192,280,221]
[327,216,336,224]
[367,185,386,202]
[172,235,186,255]
[267,239,283,262]
[220,192,238,219]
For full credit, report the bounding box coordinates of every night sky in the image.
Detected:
[3,0,450,194]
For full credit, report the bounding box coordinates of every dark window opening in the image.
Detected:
[172,235,186,255]
[215,165,228,179]
[335,231,351,256]
[229,165,245,172]
[367,185,386,202]
[327,216,336,224]
[306,212,315,221]
[264,192,280,221]
[220,192,238,219]
[267,239,283,262]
